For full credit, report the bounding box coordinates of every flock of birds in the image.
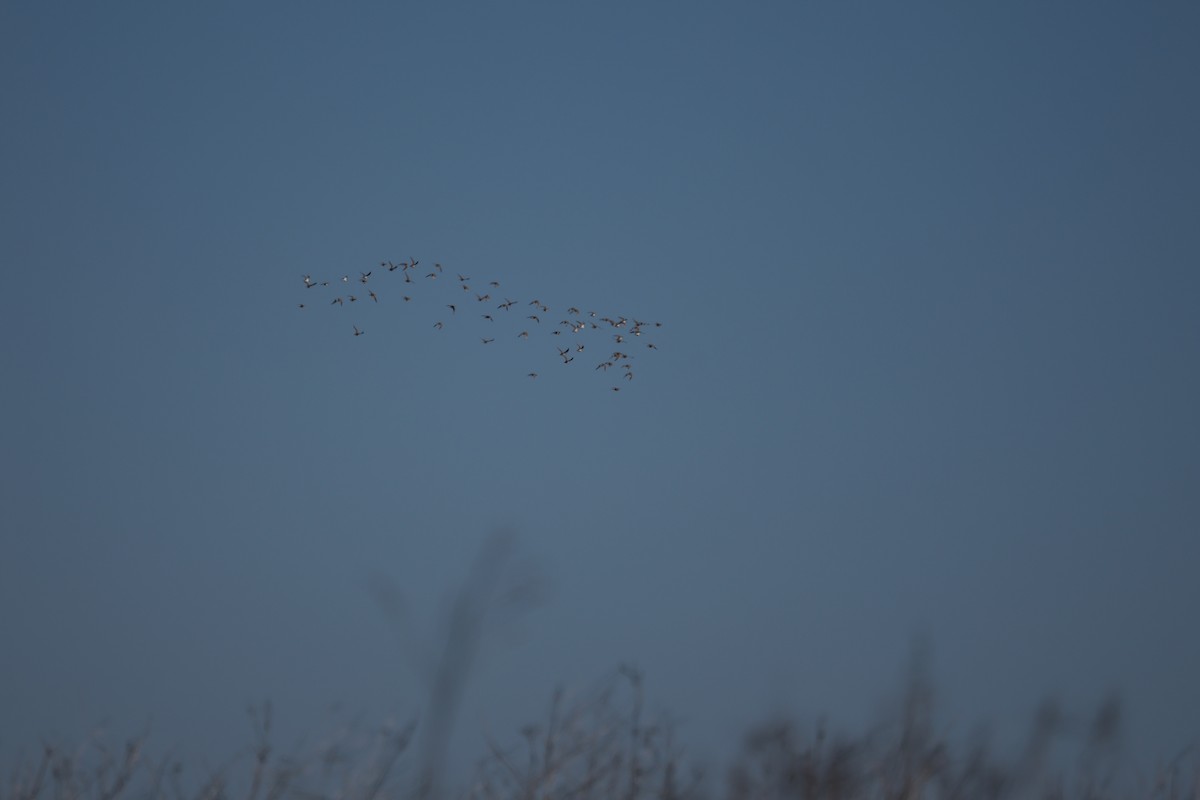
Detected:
[297,259,662,391]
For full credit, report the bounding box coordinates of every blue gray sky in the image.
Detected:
[2,0,1198,777]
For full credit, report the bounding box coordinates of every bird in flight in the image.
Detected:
[296,256,661,391]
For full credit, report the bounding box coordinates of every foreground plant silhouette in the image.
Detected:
[5,664,1198,800]
[5,541,1197,799]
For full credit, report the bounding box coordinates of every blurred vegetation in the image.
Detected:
[6,535,1196,799]
[5,663,1197,800]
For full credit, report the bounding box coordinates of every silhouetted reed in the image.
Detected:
[8,667,1197,800]
[5,538,1196,800]
[6,665,1197,800]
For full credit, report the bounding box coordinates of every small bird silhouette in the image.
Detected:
[296,256,663,394]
